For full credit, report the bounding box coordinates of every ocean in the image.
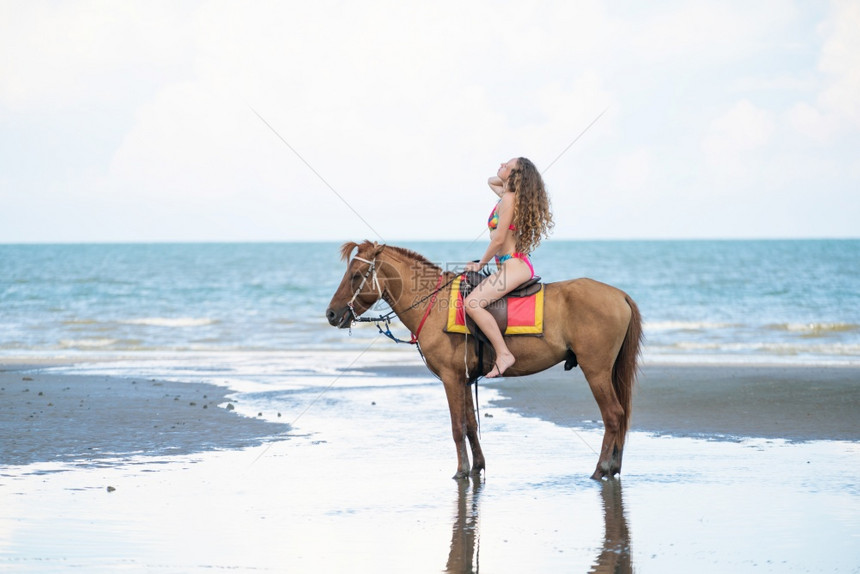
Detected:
[3,241,859,572]
[1,240,858,366]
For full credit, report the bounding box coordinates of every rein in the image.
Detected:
[347,256,457,345]
[345,254,482,435]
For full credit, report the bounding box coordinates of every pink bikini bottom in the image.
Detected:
[495,252,535,279]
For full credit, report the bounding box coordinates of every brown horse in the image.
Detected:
[326,241,643,480]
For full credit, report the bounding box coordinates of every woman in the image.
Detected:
[464,157,554,378]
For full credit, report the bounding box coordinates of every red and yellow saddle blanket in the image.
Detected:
[445,275,545,336]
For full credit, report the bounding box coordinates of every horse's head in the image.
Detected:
[326,241,392,329]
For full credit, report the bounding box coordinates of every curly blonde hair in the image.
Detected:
[509,157,554,254]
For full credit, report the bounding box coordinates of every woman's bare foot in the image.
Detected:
[486,353,515,378]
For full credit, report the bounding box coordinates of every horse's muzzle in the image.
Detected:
[326,306,352,329]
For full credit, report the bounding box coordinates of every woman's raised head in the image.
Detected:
[497,158,519,182]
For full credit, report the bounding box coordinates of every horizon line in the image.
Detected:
[1,236,858,246]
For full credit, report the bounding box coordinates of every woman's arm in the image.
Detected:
[488,176,505,197]
[470,235,505,270]
[466,193,516,270]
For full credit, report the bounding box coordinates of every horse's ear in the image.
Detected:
[371,242,386,257]
[339,241,359,262]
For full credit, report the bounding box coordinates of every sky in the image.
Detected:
[1,0,858,243]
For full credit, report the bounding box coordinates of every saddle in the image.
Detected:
[460,271,542,299]
[447,271,544,339]
[448,272,578,381]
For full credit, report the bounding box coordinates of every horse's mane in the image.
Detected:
[339,240,441,271]
[385,245,441,271]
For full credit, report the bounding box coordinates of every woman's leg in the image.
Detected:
[464,258,534,378]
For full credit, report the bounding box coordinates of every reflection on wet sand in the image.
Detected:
[445,478,483,573]
[444,478,632,573]
[589,479,632,574]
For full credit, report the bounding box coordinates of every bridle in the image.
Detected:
[342,252,481,426]
[344,254,457,345]
[347,256,383,312]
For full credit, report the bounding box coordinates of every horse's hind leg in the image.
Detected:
[582,367,626,479]
[464,384,485,476]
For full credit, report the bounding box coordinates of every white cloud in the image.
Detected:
[702,100,775,173]
[624,1,797,66]
[787,102,840,143]
[106,83,282,200]
[613,148,652,193]
[1,0,858,242]
[817,0,860,127]
[83,1,623,241]
[784,0,860,143]
[0,1,189,112]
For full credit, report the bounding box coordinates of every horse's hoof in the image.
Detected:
[452,470,470,480]
[591,466,621,480]
[591,467,613,480]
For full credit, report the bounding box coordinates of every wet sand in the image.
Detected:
[4,362,857,469]
[484,363,860,442]
[0,364,285,466]
[1,358,858,573]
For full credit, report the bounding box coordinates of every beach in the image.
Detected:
[486,363,860,442]
[0,364,284,467]
[5,361,857,469]
[1,356,858,573]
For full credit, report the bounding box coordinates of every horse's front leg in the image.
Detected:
[441,374,471,479]
[464,383,485,476]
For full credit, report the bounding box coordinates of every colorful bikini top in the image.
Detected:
[488,200,516,232]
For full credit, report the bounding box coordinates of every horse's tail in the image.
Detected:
[612,295,643,439]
